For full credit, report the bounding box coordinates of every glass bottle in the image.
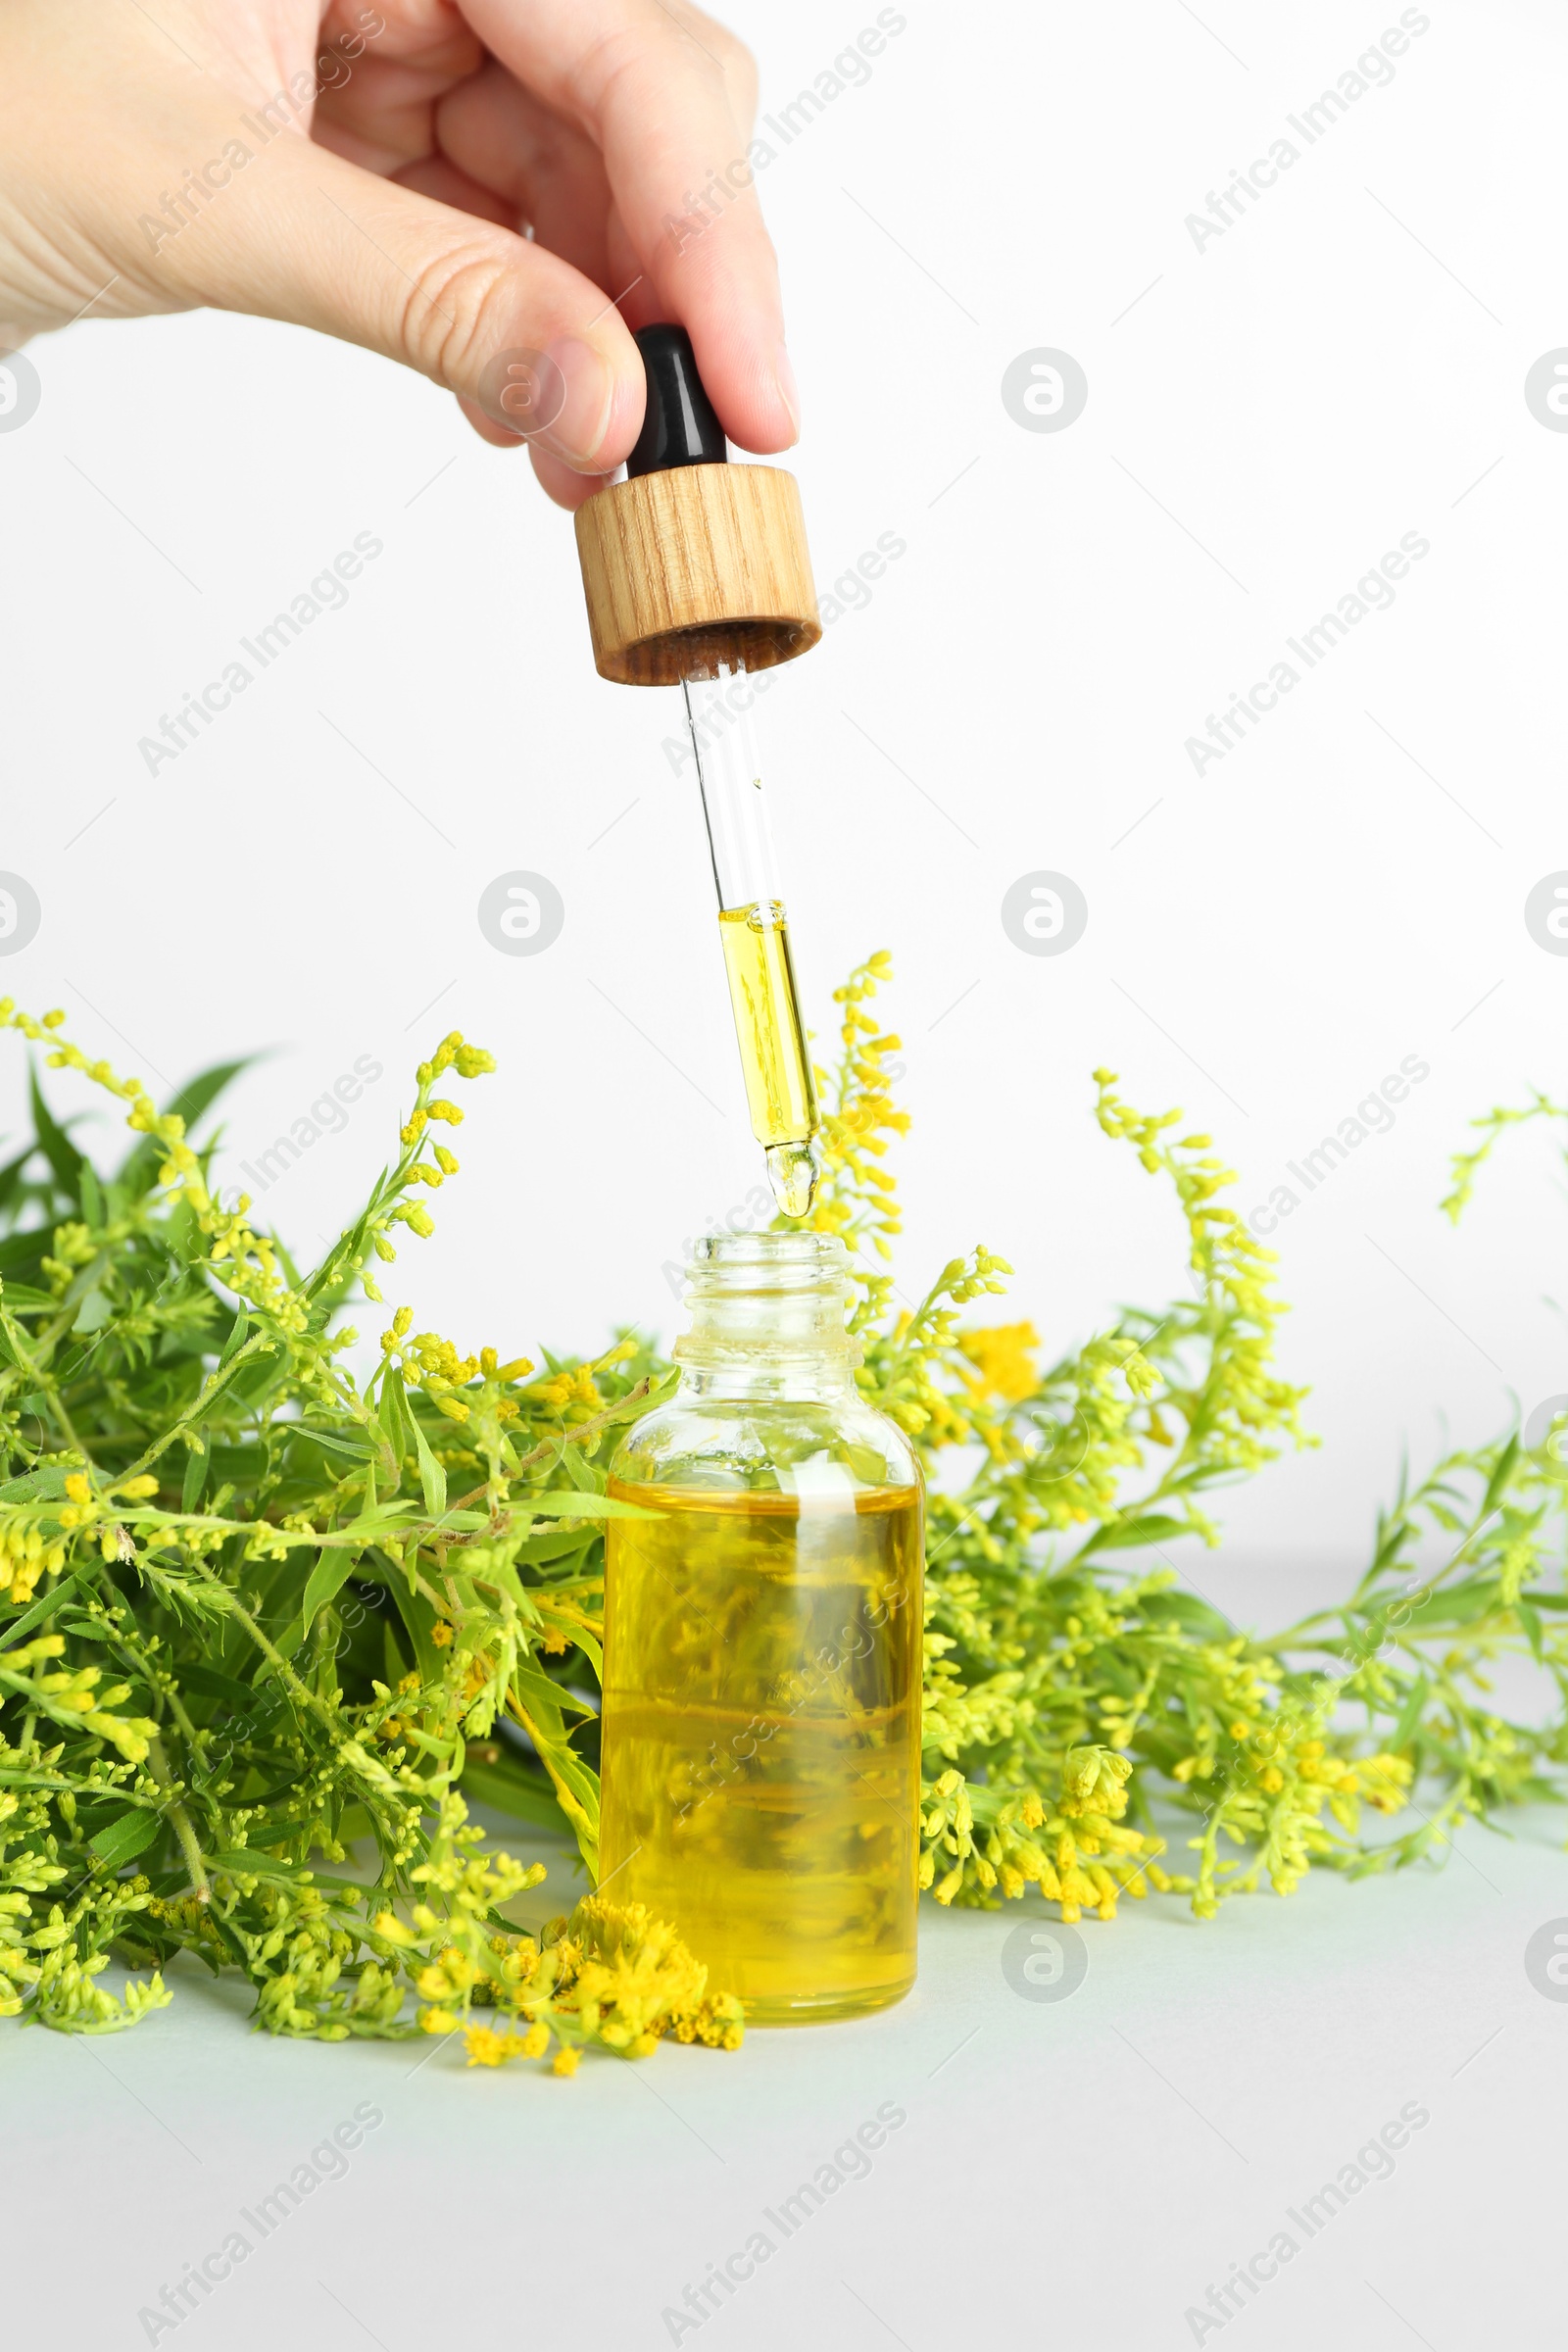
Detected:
[599,1232,923,2024]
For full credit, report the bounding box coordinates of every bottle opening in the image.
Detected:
[686,1229,848,1286]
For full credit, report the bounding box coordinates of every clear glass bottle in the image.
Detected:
[599,1232,923,2024]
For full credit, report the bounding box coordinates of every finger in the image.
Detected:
[308,43,474,178]
[313,4,484,173]
[457,0,799,452]
[435,61,614,297]
[393,152,517,230]
[527,443,615,512]
[142,129,644,471]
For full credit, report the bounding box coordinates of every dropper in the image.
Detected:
[571,323,825,1218]
[682,661,819,1215]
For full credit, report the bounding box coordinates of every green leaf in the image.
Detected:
[180,1443,210,1515]
[206,1851,315,1884]
[89,1807,166,1870]
[0,1572,79,1651]
[513,1656,597,1719]
[113,1059,256,1200]
[1483,1436,1521,1518]
[407,1396,447,1521]
[178,1661,259,1710]
[375,1368,410,1473]
[1148,1590,1234,1637]
[0,1282,57,1311]
[218,1307,249,1367]
[0,1142,35,1218]
[1389,1673,1430,1753]
[294,1426,376,1465]
[0,1467,71,1502]
[515,1529,598,1565]
[1083,1512,1191,1553]
[343,1503,417,1540]
[28,1070,84,1199]
[558,1442,605,1496]
[342,1458,385,1536]
[521,1491,662,1521]
[563,1625,603,1680]
[300,1549,357,1637]
[170,1059,255,1132]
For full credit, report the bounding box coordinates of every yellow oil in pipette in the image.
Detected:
[717,900,818,1216]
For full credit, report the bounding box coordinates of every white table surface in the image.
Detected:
[10,1793,1564,2352]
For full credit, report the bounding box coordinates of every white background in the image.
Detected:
[4,1,1568,1580]
[5,7,1568,2350]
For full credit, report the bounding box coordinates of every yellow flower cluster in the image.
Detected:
[1173,1694,1416,1915]
[377,1305,537,1428]
[957,1322,1042,1405]
[917,1752,1166,1923]
[0,1519,64,1607]
[527,1340,637,1419]
[377,1816,742,2073]
[0,1634,159,1763]
[806,954,906,1275]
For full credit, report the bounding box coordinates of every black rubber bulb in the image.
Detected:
[625,322,727,477]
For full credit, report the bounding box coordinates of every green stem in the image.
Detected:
[0,1770,164,1806]
[147,1736,210,1905]
[183,1554,353,1745]
[114,1330,272,1484]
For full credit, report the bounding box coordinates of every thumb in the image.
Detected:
[144,128,645,470]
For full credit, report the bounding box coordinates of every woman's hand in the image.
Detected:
[0,0,797,506]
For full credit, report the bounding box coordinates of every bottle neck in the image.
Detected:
[675,1354,859,1405]
[673,1232,861,1400]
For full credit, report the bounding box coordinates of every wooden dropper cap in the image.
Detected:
[573,324,820,686]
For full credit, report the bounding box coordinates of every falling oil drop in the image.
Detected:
[765,1139,818,1219]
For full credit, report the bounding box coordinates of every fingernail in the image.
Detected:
[534,335,616,467]
[773,340,801,439]
[477,336,616,466]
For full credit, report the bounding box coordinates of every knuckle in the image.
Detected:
[397,240,517,386]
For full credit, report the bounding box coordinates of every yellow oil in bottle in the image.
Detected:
[717,901,818,1217]
[599,1479,923,2023]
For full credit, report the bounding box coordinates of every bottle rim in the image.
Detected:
[687,1230,849,1283]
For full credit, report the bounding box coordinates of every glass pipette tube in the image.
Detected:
[682,663,820,1217]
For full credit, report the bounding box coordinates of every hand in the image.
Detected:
[0,0,798,507]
